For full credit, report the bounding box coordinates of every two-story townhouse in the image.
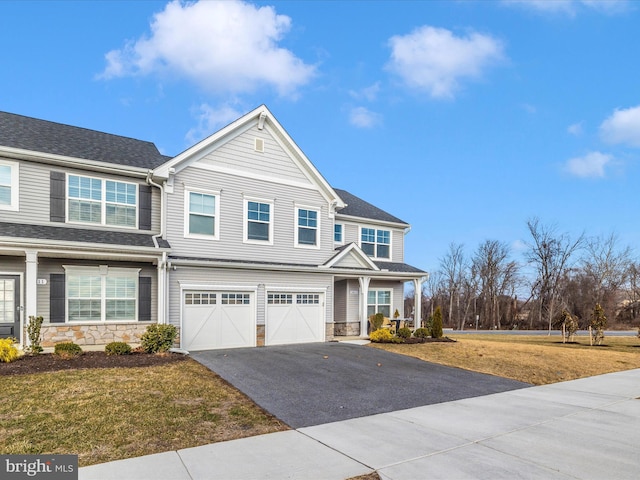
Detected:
[152,105,426,350]
[0,105,425,351]
[0,112,170,347]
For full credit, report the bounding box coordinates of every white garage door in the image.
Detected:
[182,291,255,351]
[266,292,324,345]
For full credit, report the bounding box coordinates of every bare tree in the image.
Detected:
[580,234,632,317]
[473,240,515,329]
[459,263,480,330]
[525,218,584,333]
[439,243,466,329]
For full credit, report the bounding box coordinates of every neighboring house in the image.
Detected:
[0,105,426,351]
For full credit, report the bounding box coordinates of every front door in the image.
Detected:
[0,275,20,341]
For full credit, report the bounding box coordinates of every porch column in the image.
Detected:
[413,277,423,330]
[358,276,370,337]
[25,250,38,341]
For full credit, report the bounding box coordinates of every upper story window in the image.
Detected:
[68,175,137,228]
[0,161,19,211]
[185,190,218,238]
[361,227,391,259]
[245,199,273,244]
[296,208,319,247]
[334,224,343,244]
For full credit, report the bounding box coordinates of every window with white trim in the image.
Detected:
[66,267,138,322]
[367,290,391,318]
[0,161,19,211]
[334,224,343,244]
[296,208,318,247]
[68,175,137,227]
[245,199,272,243]
[186,191,218,238]
[361,227,390,259]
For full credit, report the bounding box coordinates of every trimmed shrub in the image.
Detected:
[26,315,44,355]
[413,328,430,339]
[0,338,19,363]
[54,342,83,358]
[370,313,385,331]
[141,324,178,353]
[396,327,412,339]
[431,307,444,339]
[369,328,393,343]
[105,341,132,356]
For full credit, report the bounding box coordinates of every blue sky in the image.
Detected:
[1,0,640,274]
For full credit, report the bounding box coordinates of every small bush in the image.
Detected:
[26,315,44,355]
[105,341,132,356]
[141,324,177,353]
[54,342,83,358]
[369,328,393,343]
[396,327,412,339]
[370,313,385,331]
[413,328,430,339]
[431,307,444,339]
[0,338,19,363]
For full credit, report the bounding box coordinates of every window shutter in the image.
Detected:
[50,171,66,222]
[49,274,65,323]
[138,277,152,321]
[138,184,152,230]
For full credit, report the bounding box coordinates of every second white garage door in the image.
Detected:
[266,292,325,345]
[182,291,255,351]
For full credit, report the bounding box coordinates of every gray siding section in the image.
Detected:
[341,220,405,263]
[0,158,161,234]
[198,125,311,184]
[333,280,347,323]
[36,258,157,324]
[346,279,361,323]
[168,267,333,328]
[167,168,333,265]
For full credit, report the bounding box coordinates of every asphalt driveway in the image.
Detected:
[190,342,530,428]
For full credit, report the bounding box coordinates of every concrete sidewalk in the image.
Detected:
[79,368,640,480]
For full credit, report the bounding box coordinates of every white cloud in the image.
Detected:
[503,0,629,15]
[385,26,504,99]
[567,122,583,136]
[564,151,613,178]
[100,0,315,97]
[186,103,245,144]
[521,103,537,114]
[599,105,640,147]
[349,107,382,129]
[348,82,381,102]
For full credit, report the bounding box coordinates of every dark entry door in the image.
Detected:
[0,275,20,341]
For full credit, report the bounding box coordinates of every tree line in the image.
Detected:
[407,217,640,331]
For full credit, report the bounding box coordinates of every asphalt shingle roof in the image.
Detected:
[0,222,170,249]
[334,188,408,225]
[0,111,169,169]
[373,261,426,274]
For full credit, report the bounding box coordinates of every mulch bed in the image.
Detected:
[401,336,457,344]
[0,351,188,376]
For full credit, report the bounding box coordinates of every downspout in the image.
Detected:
[145,170,165,248]
[146,170,168,325]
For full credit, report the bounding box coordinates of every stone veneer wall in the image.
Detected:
[256,325,265,346]
[325,323,335,341]
[333,322,362,336]
[39,323,155,348]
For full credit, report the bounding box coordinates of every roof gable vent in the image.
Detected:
[254,138,264,153]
